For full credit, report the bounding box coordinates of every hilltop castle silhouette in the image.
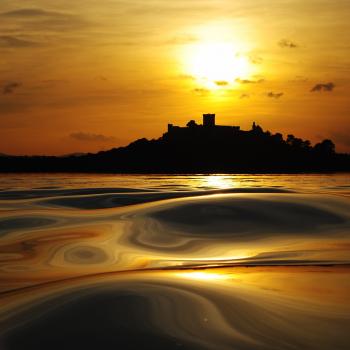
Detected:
[0,113,349,173]
[165,113,261,140]
[167,113,239,135]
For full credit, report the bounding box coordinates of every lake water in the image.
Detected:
[0,173,349,349]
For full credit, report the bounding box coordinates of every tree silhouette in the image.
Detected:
[314,139,335,156]
[0,121,348,173]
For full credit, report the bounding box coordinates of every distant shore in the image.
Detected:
[1,115,349,173]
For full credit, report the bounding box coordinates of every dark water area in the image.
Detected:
[0,174,349,349]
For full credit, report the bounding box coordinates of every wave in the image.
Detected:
[1,267,349,350]
[1,175,350,349]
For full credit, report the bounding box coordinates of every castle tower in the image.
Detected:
[203,113,215,127]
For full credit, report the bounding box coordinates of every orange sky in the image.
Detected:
[0,0,349,155]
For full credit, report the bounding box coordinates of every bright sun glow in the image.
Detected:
[185,42,251,88]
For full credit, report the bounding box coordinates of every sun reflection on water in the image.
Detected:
[204,175,234,189]
[177,270,232,281]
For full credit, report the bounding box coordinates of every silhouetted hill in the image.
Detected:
[59,152,87,158]
[1,114,349,173]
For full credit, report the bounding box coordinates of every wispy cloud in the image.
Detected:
[266,91,284,98]
[248,54,263,64]
[193,88,210,95]
[289,76,308,82]
[236,52,263,65]
[236,78,265,84]
[0,35,39,48]
[215,81,229,86]
[2,81,22,94]
[70,132,116,142]
[126,3,217,17]
[178,74,195,80]
[165,34,197,45]
[0,8,66,18]
[310,82,335,92]
[0,8,88,33]
[278,39,298,48]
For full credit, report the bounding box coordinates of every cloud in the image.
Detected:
[215,81,229,86]
[236,52,263,65]
[289,75,308,82]
[2,82,22,94]
[165,34,197,45]
[310,82,335,92]
[126,3,217,17]
[70,132,116,142]
[278,39,298,48]
[0,8,88,33]
[1,8,69,18]
[236,78,265,84]
[0,35,39,48]
[266,91,284,99]
[193,88,210,95]
[178,74,195,80]
[248,54,263,64]
[28,80,68,90]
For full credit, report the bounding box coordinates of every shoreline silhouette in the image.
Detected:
[1,114,349,173]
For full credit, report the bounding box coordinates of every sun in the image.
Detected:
[184,42,251,88]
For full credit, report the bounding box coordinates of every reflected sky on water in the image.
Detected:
[0,173,349,349]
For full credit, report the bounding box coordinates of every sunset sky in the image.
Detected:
[0,0,349,155]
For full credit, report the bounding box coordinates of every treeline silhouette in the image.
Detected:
[1,121,349,173]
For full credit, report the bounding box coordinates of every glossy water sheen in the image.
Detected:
[0,174,349,350]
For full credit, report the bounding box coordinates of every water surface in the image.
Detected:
[0,174,349,349]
